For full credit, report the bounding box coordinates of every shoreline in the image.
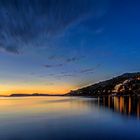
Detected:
[0,94,140,98]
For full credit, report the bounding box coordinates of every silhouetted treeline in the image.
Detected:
[67,72,140,96]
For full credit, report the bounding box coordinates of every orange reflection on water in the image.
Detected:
[119,97,124,113]
[128,97,131,115]
[114,97,119,112]
[137,102,140,119]
[0,97,94,121]
[98,96,140,119]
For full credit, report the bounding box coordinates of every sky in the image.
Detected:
[0,0,140,95]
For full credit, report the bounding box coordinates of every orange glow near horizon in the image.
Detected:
[0,84,75,95]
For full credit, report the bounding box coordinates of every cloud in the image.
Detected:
[48,55,83,62]
[48,55,66,61]
[47,64,102,79]
[79,64,101,73]
[80,68,96,73]
[0,0,109,54]
[65,57,81,63]
[0,45,19,54]
[44,64,64,68]
[44,55,84,69]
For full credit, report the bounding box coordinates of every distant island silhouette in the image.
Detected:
[9,93,64,97]
[0,93,64,97]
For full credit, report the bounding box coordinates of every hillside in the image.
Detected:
[67,72,140,96]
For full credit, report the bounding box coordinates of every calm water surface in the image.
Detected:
[0,96,140,140]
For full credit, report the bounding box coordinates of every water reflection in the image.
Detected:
[97,96,140,119]
[0,97,140,140]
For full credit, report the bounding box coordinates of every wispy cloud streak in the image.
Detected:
[0,0,108,54]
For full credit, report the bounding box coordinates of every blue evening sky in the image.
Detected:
[0,0,140,94]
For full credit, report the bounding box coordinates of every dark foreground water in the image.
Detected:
[0,96,140,140]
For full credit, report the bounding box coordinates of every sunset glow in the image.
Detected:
[0,84,74,95]
[0,0,140,95]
